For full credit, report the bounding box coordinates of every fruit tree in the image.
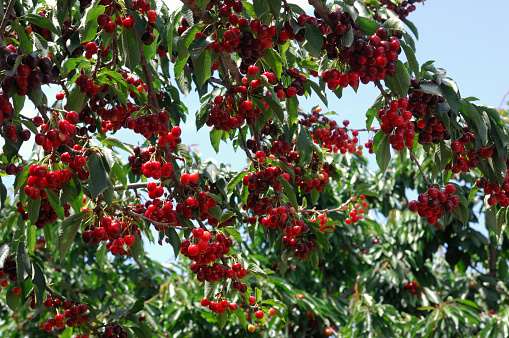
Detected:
[0,0,508,336]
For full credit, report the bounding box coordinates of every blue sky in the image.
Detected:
[3,1,509,262]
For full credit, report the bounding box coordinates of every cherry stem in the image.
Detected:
[409,148,432,188]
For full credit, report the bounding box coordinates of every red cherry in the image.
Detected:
[147,10,157,24]
[122,16,135,30]
[248,65,258,76]
[255,311,264,319]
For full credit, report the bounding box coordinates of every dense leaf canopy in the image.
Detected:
[0,0,508,337]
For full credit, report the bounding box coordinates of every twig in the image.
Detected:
[374,79,392,105]
[180,0,209,23]
[113,182,148,191]
[300,196,355,215]
[238,127,256,164]
[0,0,16,62]
[409,148,432,188]
[221,51,242,85]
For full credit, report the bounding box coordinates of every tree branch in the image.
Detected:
[300,196,355,215]
[409,148,432,188]
[221,51,242,85]
[0,0,16,62]
[374,79,392,105]
[307,0,335,28]
[111,204,193,231]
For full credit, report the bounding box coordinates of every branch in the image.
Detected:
[238,127,256,164]
[488,240,497,279]
[180,0,210,24]
[220,51,242,85]
[0,0,16,62]
[111,204,194,231]
[113,182,148,191]
[409,149,432,188]
[374,79,392,105]
[300,196,355,215]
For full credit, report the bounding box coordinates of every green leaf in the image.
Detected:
[66,86,89,114]
[204,281,215,299]
[441,78,461,114]
[403,19,419,39]
[262,48,282,80]
[121,28,141,70]
[131,233,144,263]
[217,312,228,330]
[27,196,41,225]
[304,23,323,57]
[235,308,247,329]
[384,60,410,97]
[27,224,36,255]
[296,125,314,166]
[423,287,441,304]
[210,128,222,153]
[165,228,181,258]
[278,176,298,210]
[366,93,384,130]
[60,328,73,338]
[6,288,20,311]
[227,170,248,193]
[267,0,281,19]
[382,17,405,33]
[100,136,134,154]
[357,17,380,37]
[16,242,31,281]
[264,96,285,123]
[57,210,90,262]
[307,80,328,107]
[260,299,287,309]
[31,260,46,306]
[248,262,268,277]
[225,226,242,243]
[128,297,145,315]
[79,4,105,42]
[188,35,214,61]
[485,203,498,236]
[400,41,419,77]
[87,152,110,199]
[375,133,391,172]
[253,0,269,18]
[0,243,11,268]
[195,49,211,88]
[24,13,60,36]
[45,189,65,220]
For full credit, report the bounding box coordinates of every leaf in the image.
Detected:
[423,287,441,304]
[27,196,41,225]
[45,189,65,220]
[235,308,247,329]
[440,78,461,114]
[264,96,285,123]
[87,152,110,199]
[366,93,384,130]
[195,49,211,88]
[204,281,215,299]
[384,60,410,97]
[403,19,419,39]
[217,312,228,330]
[260,299,287,309]
[165,228,181,258]
[382,17,405,33]
[277,176,298,210]
[128,297,145,315]
[101,136,134,154]
[31,261,46,306]
[357,17,380,37]
[0,243,11,268]
[188,35,214,61]
[225,227,242,243]
[60,328,73,338]
[485,203,498,236]
[210,128,222,153]
[400,41,419,77]
[227,170,248,193]
[307,80,328,107]
[57,210,90,262]
[79,4,105,43]
[304,23,323,57]
[253,0,269,18]
[24,14,60,36]
[375,133,391,172]
[121,28,141,70]
[27,224,36,255]
[267,0,281,19]
[131,233,144,263]
[66,86,89,114]
[247,263,268,277]
[17,242,31,281]
[6,288,20,311]
[342,28,354,49]
[296,125,314,166]
[262,48,282,80]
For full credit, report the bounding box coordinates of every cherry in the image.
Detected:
[255,311,264,319]
[122,17,135,30]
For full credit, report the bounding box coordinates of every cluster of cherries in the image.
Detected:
[29,9,52,39]
[201,297,238,314]
[175,190,218,224]
[3,52,53,96]
[125,112,180,142]
[35,298,90,332]
[82,216,140,254]
[404,280,420,297]
[370,0,421,20]
[300,108,362,155]
[282,221,317,260]
[407,184,460,225]
[0,92,13,125]
[477,168,509,208]
[309,214,333,233]
[17,196,70,229]
[378,98,416,151]
[274,67,308,99]
[0,256,18,294]
[345,195,370,225]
